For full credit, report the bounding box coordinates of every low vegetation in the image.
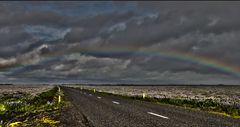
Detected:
[0,86,65,127]
[78,85,240,107]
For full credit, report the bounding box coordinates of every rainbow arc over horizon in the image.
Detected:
[5,46,240,79]
[82,47,240,78]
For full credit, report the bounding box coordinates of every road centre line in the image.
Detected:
[112,101,120,105]
[97,96,102,99]
[147,112,169,119]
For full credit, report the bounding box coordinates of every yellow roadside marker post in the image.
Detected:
[94,89,96,93]
[58,87,61,104]
[143,93,146,99]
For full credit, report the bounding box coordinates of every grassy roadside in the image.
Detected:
[80,88,240,119]
[0,86,66,127]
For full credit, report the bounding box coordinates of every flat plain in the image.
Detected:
[1,85,240,127]
[0,85,54,96]
[78,85,240,107]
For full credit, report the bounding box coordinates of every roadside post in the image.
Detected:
[58,87,61,104]
[94,89,96,93]
[143,93,146,99]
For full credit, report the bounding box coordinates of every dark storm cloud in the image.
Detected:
[7,53,132,82]
[106,2,240,49]
[0,26,32,57]
[136,1,240,33]
[0,44,49,69]
[0,6,63,27]
[0,26,30,46]
[0,1,240,84]
[64,11,134,42]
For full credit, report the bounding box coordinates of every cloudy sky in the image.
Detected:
[0,1,240,84]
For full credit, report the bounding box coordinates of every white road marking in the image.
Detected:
[147,112,169,119]
[112,101,120,105]
[97,96,102,99]
[89,94,92,96]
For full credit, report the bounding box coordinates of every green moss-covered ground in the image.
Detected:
[0,87,66,127]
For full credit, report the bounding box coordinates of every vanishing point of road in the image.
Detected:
[62,86,240,127]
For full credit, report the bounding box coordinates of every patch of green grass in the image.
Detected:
[0,87,66,126]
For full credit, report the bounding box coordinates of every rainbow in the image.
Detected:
[4,46,240,79]
[77,47,240,78]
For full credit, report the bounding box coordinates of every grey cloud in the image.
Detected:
[98,1,240,52]
[127,54,227,77]
[142,30,240,65]
[9,53,132,81]
[24,25,71,41]
[1,2,240,84]
[0,58,17,68]
[0,26,33,58]
[0,26,31,46]
[102,22,127,33]
[64,11,134,43]
[0,44,49,69]
[0,9,63,27]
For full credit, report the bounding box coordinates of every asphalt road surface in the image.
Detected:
[62,87,240,127]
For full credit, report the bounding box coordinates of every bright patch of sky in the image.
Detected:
[24,25,71,41]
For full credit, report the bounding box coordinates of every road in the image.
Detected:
[62,87,240,127]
